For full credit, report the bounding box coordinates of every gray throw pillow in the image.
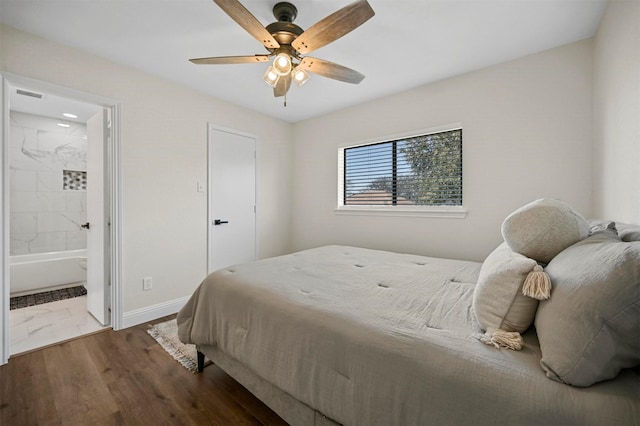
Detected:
[588,220,617,235]
[502,199,589,263]
[473,242,539,334]
[535,229,640,387]
[617,222,640,242]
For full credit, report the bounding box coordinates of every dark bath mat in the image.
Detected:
[10,285,87,310]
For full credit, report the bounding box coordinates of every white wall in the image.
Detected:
[3,3,632,319]
[593,0,640,225]
[1,24,293,313]
[291,39,594,262]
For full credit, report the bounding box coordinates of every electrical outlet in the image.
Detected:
[143,277,152,291]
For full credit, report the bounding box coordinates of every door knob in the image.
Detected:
[81,222,90,229]
[214,219,229,225]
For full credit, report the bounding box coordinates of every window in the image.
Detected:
[339,128,462,212]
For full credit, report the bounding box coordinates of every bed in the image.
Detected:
[177,201,640,426]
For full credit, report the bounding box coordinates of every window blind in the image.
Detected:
[344,129,462,206]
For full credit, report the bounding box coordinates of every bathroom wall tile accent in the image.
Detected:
[63,170,87,190]
[9,111,88,255]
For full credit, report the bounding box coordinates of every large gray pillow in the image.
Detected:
[535,229,640,387]
[502,198,589,263]
[473,243,539,349]
[617,222,640,242]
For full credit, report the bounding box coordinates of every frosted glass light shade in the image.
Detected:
[292,68,310,87]
[263,66,279,87]
[273,53,292,76]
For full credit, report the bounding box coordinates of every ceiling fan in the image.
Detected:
[190,0,375,101]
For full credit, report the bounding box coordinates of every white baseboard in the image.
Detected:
[121,296,190,329]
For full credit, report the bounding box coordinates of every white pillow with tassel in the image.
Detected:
[501,198,589,264]
[473,242,550,350]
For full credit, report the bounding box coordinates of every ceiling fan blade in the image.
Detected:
[274,74,292,97]
[190,55,270,65]
[213,0,280,50]
[298,57,365,84]
[292,0,375,55]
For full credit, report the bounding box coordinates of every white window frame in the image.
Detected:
[336,123,467,218]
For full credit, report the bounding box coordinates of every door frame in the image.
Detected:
[0,72,124,365]
[207,123,258,274]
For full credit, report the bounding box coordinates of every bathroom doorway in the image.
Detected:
[1,73,122,363]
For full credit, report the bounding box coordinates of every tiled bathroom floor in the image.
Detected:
[10,295,108,355]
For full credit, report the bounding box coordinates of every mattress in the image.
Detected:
[177,245,640,426]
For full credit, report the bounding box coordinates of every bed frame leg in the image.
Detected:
[197,350,205,372]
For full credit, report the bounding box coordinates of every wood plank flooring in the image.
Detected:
[0,315,288,425]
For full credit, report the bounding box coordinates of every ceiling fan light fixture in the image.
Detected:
[263,66,280,87]
[190,0,375,99]
[292,67,310,87]
[273,52,292,76]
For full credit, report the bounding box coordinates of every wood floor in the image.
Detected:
[0,315,288,425]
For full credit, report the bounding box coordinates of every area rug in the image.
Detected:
[147,318,209,373]
[10,285,87,310]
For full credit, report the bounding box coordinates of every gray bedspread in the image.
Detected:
[177,245,639,426]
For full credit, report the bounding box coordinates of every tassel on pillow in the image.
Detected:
[522,265,552,300]
[479,328,524,351]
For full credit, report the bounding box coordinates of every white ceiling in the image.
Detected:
[1,0,608,123]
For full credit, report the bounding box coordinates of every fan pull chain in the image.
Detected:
[284,93,287,107]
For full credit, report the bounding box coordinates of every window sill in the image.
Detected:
[334,206,467,219]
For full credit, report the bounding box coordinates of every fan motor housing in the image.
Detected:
[266,21,303,46]
[268,2,303,46]
[273,2,297,22]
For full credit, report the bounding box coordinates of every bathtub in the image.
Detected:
[10,249,87,297]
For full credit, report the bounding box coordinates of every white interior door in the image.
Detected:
[86,109,110,325]
[208,125,256,273]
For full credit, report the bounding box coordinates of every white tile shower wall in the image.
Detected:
[9,111,88,255]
